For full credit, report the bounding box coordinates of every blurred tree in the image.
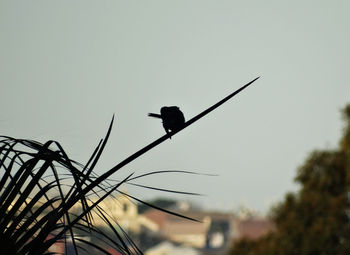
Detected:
[229,104,350,255]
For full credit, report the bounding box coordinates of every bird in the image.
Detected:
[148,106,185,137]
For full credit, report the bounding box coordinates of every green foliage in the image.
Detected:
[229,104,350,255]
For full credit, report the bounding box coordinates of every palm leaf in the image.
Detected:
[0,78,258,254]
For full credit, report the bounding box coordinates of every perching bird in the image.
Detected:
[148,106,185,137]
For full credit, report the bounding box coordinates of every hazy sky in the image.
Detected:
[1,1,349,213]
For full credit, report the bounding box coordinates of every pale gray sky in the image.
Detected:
[1,1,349,213]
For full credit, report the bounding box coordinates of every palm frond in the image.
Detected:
[0,78,259,254]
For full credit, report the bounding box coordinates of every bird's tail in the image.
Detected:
[148,113,162,118]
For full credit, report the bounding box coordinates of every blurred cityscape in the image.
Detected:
[48,194,273,255]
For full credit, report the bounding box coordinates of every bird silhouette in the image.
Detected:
[148,106,185,138]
